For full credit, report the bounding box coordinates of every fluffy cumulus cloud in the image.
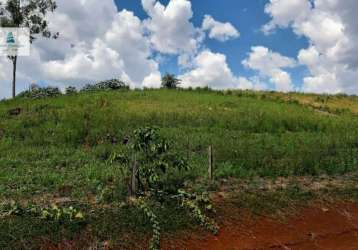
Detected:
[180,50,261,90]
[142,72,162,89]
[22,0,119,66]
[242,46,296,92]
[141,0,203,55]
[262,0,312,34]
[264,0,358,94]
[180,50,239,89]
[43,40,131,85]
[42,1,161,89]
[102,10,160,87]
[202,15,240,42]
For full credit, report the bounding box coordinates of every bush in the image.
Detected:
[81,79,129,92]
[65,86,77,95]
[81,84,98,92]
[17,86,62,99]
[195,86,211,92]
[109,127,189,193]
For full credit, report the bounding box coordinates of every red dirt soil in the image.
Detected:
[162,202,358,250]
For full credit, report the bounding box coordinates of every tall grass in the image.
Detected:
[0,89,357,198]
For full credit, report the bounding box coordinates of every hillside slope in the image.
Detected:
[0,89,358,199]
[0,89,358,249]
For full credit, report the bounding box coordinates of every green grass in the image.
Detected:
[0,88,357,248]
[0,200,195,250]
[0,89,357,200]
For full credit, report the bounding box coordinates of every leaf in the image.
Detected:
[75,212,84,219]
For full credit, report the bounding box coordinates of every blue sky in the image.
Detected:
[115,0,309,89]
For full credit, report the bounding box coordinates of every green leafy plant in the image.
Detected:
[0,201,84,224]
[0,201,24,218]
[175,190,219,235]
[39,205,84,222]
[135,198,161,250]
[110,127,189,194]
[132,127,189,191]
[108,127,218,249]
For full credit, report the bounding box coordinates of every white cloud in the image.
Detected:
[264,0,358,94]
[202,15,239,42]
[141,0,203,55]
[36,0,118,61]
[298,46,320,67]
[142,72,162,89]
[43,39,131,86]
[103,10,160,87]
[302,73,341,94]
[270,70,294,92]
[237,77,253,90]
[242,46,295,92]
[180,50,261,90]
[242,46,296,75]
[40,5,161,89]
[180,50,238,89]
[262,0,311,34]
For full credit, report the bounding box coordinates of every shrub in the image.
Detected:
[108,127,217,250]
[17,86,62,99]
[81,84,98,92]
[65,86,77,95]
[195,86,211,92]
[81,79,128,92]
[109,127,189,193]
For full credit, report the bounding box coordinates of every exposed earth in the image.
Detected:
[40,176,358,250]
[43,200,358,250]
[162,202,358,250]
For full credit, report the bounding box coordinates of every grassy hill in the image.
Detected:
[0,88,357,248]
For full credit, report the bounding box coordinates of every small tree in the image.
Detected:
[161,73,181,89]
[108,127,218,250]
[110,127,188,194]
[1,0,58,98]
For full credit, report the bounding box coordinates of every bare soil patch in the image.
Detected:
[162,202,358,250]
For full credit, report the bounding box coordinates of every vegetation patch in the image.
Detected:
[0,89,357,248]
